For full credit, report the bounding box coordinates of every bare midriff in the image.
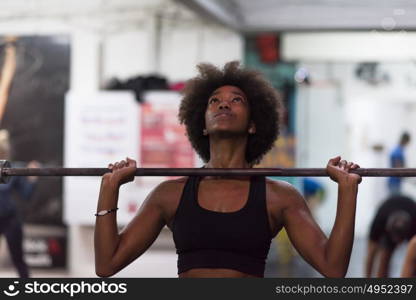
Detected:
[178,268,261,278]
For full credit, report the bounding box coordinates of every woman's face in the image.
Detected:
[204,85,254,137]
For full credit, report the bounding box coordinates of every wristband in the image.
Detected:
[95,207,118,216]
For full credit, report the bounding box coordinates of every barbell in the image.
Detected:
[1,160,416,184]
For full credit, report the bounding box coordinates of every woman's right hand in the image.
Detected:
[326,156,361,185]
[103,157,137,187]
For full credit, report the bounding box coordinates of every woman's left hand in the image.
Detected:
[326,156,361,185]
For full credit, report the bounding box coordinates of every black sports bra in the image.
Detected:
[172,175,272,277]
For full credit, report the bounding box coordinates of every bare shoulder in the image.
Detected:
[265,178,305,208]
[265,178,307,235]
[148,177,187,204]
[146,177,187,227]
[153,177,187,192]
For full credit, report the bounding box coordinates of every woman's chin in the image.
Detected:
[209,129,247,138]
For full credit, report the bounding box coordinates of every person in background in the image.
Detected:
[0,129,40,277]
[401,235,416,277]
[365,195,416,277]
[388,132,410,195]
[0,36,40,278]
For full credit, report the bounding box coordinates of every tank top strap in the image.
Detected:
[245,176,266,211]
[178,175,200,211]
[180,173,266,212]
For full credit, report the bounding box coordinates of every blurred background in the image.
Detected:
[0,0,415,277]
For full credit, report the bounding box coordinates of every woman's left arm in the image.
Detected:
[278,156,360,277]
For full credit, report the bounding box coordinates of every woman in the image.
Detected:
[0,37,36,278]
[94,61,361,278]
[365,195,416,277]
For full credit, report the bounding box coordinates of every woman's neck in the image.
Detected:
[205,135,250,169]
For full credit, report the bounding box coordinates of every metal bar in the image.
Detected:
[4,167,416,177]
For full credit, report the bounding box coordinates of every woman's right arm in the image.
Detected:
[94,158,166,277]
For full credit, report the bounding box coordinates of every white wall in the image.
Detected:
[282,31,416,62]
[159,22,243,81]
[102,30,155,81]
